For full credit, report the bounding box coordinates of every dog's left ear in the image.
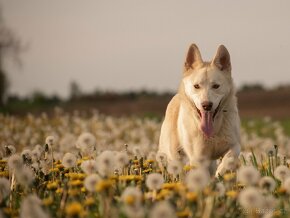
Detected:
[211,45,231,72]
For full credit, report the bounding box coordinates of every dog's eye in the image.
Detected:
[194,84,200,89]
[212,84,220,89]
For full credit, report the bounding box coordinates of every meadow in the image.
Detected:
[0,109,290,218]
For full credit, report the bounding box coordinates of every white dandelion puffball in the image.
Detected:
[149,201,176,218]
[146,173,164,190]
[283,177,290,194]
[237,166,260,186]
[76,132,96,152]
[84,174,101,192]
[0,178,10,200]
[15,166,35,188]
[223,156,238,171]
[45,135,55,147]
[167,160,182,177]
[121,187,143,207]
[258,176,276,192]
[156,152,167,166]
[215,182,226,197]
[8,154,23,171]
[185,168,210,192]
[238,187,263,210]
[62,153,77,168]
[115,152,130,169]
[97,150,115,177]
[81,160,98,174]
[274,165,290,182]
[20,194,50,218]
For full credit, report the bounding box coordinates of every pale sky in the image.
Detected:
[1,0,290,98]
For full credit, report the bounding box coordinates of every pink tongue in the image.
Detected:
[200,111,213,137]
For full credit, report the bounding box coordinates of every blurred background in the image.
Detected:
[0,0,289,119]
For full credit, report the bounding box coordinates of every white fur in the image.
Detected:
[158,44,241,176]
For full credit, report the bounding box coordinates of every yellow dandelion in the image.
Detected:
[183,165,194,172]
[276,187,286,194]
[68,179,83,187]
[42,197,53,206]
[65,202,84,218]
[186,192,198,202]
[84,197,95,207]
[56,188,63,194]
[223,172,236,181]
[226,190,238,198]
[68,189,80,197]
[177,208,191,218]
[95,179,114,192]
[156,189,172,200]
[49,168,60,173]
[47,181,58,190]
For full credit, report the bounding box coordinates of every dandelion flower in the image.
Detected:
[15,166,35,188]
[132,146,143,158]
[274,165,290,182]
[45,135,55,147]
[8,154,23,171]
[167,160,182,177]
[238,187,263,210]
[121,187,143,207]
[185,168,210,192]
[146,173,164,190]
[223,156,238,171]
[156,152,167,167]
[237,166,260,186]
[76,132,96,155]
[115,152,129,169]
[62,153,77,169]
[84,174,100,192]
[97,150,115,177]
[261,195,277,215]
[4,145,16,156]
[0,178,10,200]
[259,176,276,192]
[81,160,98,174]
[215,182,226,197]
[149,201,176,218]
[20,194,50,218]
[283,177,290,194]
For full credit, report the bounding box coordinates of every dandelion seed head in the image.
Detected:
[84,174,101,192]
[0,178,10,200]
[259,176,276,192]
[115,152,129,169]
[167,160,182,176]
[149,201,176,218]
[45,135,55,147]
[81,160,98,174]
[283,177,290,194]
[97,150,115,177]
[274,165,290,182]
[237,166,260,186]
[238,187,263,210]
[8,154,23,171]
[62,153,77,168]
[146,173,164,190]
[121,187,142,207]
[15,166,35,188]
[186,168,210,192]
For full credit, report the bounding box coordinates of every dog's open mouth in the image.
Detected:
[195,101,222,138]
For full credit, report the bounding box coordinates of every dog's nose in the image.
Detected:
[202,101,213,111]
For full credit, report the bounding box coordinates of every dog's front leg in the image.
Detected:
[215,143,240,177]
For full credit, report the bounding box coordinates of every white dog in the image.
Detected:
[158,43,241,176]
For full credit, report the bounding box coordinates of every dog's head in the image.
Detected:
[182,44,233,137]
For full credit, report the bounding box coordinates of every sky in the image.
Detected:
[1,0,290,98]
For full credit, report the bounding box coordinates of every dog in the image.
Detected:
[158,43,241,176]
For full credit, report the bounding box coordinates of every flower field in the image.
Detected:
[0,110,290,218]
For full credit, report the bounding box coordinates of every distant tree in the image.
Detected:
[69,81,82,100]
[0,7,22,106]
[240,83,265,92]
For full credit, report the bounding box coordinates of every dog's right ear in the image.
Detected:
[184,44,203,71]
